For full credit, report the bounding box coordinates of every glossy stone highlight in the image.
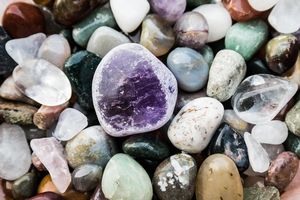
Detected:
[223,0,262,21]
[92,43,177,136]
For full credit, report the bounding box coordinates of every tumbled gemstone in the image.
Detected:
[92,43,177,136]
[248,0,279,11]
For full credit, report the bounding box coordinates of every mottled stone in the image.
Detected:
[92,44,177,136]
[122,134,170,161]
[266,34,298,74]
[64,51,100,110]
[66,126,118,168]
[196,154,243,200]
[12,172,38,200]
[29,192,64,200]
[225,19,268,60]
[53,0,108,26]
[207,49,246,102]
[265,152,299,192]
[167,47,209,92]
[232,74,298,124]
[2,2,45,38]
[223,0,262,21]
[153,153,197,200]
[72,164,102,192]
[140,14,175,57]
[208,123,249,172]
[284,133,300,157]
[73,7,117,47]
[168,97,224,153]
[244,186,280,200]
[174,12,208,49]
[0,123,31,181]
[285,101,300,136]
[223,109,251,134]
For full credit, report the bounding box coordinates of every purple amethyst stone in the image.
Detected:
[149,0,186,23]
[92,44,177,137]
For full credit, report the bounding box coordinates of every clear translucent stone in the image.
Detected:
[232,74,298,124]
[12,59,72,106]
[53,108,88,141]
[248,0,280,11]
[30,137,71,193]
[5,33,46,64]
[268,0,300,34]
[244,132,270,173]
[252,120,288,145]
[0,123,31,180]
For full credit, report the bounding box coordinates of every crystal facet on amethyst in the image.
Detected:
[92,43,177,136]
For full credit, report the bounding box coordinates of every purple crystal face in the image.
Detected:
[92,44,177,137]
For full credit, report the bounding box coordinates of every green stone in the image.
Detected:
[64,51,101,110]
[198,45,214,67]
[122,134,170,161]
[101,153,153,200]
[244,186,280,200]
[187,0,212,8]
[285,101,300,137]
[225,19,268,61]
[284,133,300,157]
[12,172,38,200]
[73,7,117,47]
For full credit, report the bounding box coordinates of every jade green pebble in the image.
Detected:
[285,100,300,137]
[199,45,214,67]
[225,19,268,61]
[284,133,300,157]
[72,7,117,47]
[244,186,280,200]
[187,0,212,8]
[64,50,101,110]
[12,172,38,200]
[101,153,153,200]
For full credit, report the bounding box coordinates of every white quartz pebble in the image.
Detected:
[53,108,88,141]
[248,0,280,11]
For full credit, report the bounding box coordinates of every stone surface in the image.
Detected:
[175,90,207,113]
[92,43,177,136]
[37,34,71,69]
[29,192,64,200]
[40,7,64,35]
[167,47,209,92]
[122,134,170,161]
[13,59,72,106]
[286,53,300,87]
[207,49,246,102]
[244,186,280,200]
[285,163,300,191]
[152,153,197,200]
[32,152,46,171]
[87,26,131,58]
[140,14,175,57]
[262,144,285,161]
[73,7,116,47]
[268,0,300,34]
[223,109,251,134]
[194,4,232,42]
[285,100,300,136]
[244,132,270,173]
[2,2,45,38]
[0,123,31,180]
[0,26,17,76]
[247,58,273,76]
[168,97,224,153]
[66,126,117,169]
[225,19,268,61]
[265,152,299,192]
[223,0,262,21]
[243,176,265,188]
[284,133,300,157]
[90,186,107,200]
[30,137,71,193]
[24,126,46,141]
[5,33,46,65]
[196,154,243,200]
[198,45,214,67]
[232,74,298,124]
[248,0,279,11]
[266,34,298,74]
[252,120,288,145]
[281,187,300,200]
[208,123,249,172]
[53,0,107,26]
[72,164,102,192]
[12,172,38,200]
[174,12,208,50]
[64,51,101,110]
[101,153,153,200]
[149,0,186,23]
[110,0,150,33]
[53,108,88,141]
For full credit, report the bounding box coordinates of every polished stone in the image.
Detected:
[244,186,280,200]
[284,133,300,157]
[223,0,262,21]
[175,90,207,113]
[262,144,285,161]
[29,192,64,200]
[285,101,300,136]
[223,109,251,134]
[12,172,37,200]
[248,0,279,11]
[198,45,214,67]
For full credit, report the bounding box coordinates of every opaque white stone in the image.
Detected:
[193,4,232,42]
[248,0,280,11]
[110,0,150,33]
[168,97,224,153]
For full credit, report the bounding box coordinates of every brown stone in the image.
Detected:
[33,0,54,7]
[265,152,299,192]
[223,0,262,22]
[2,2,45,38]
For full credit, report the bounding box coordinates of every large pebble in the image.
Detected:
[0,123,31,181]
[285,100,300,136]
[207,49,246,102]
[152,153,197,200]
[196,154,243,200]
[167,47,209,92]
[168,97,224,153]
[101,153,153,200]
